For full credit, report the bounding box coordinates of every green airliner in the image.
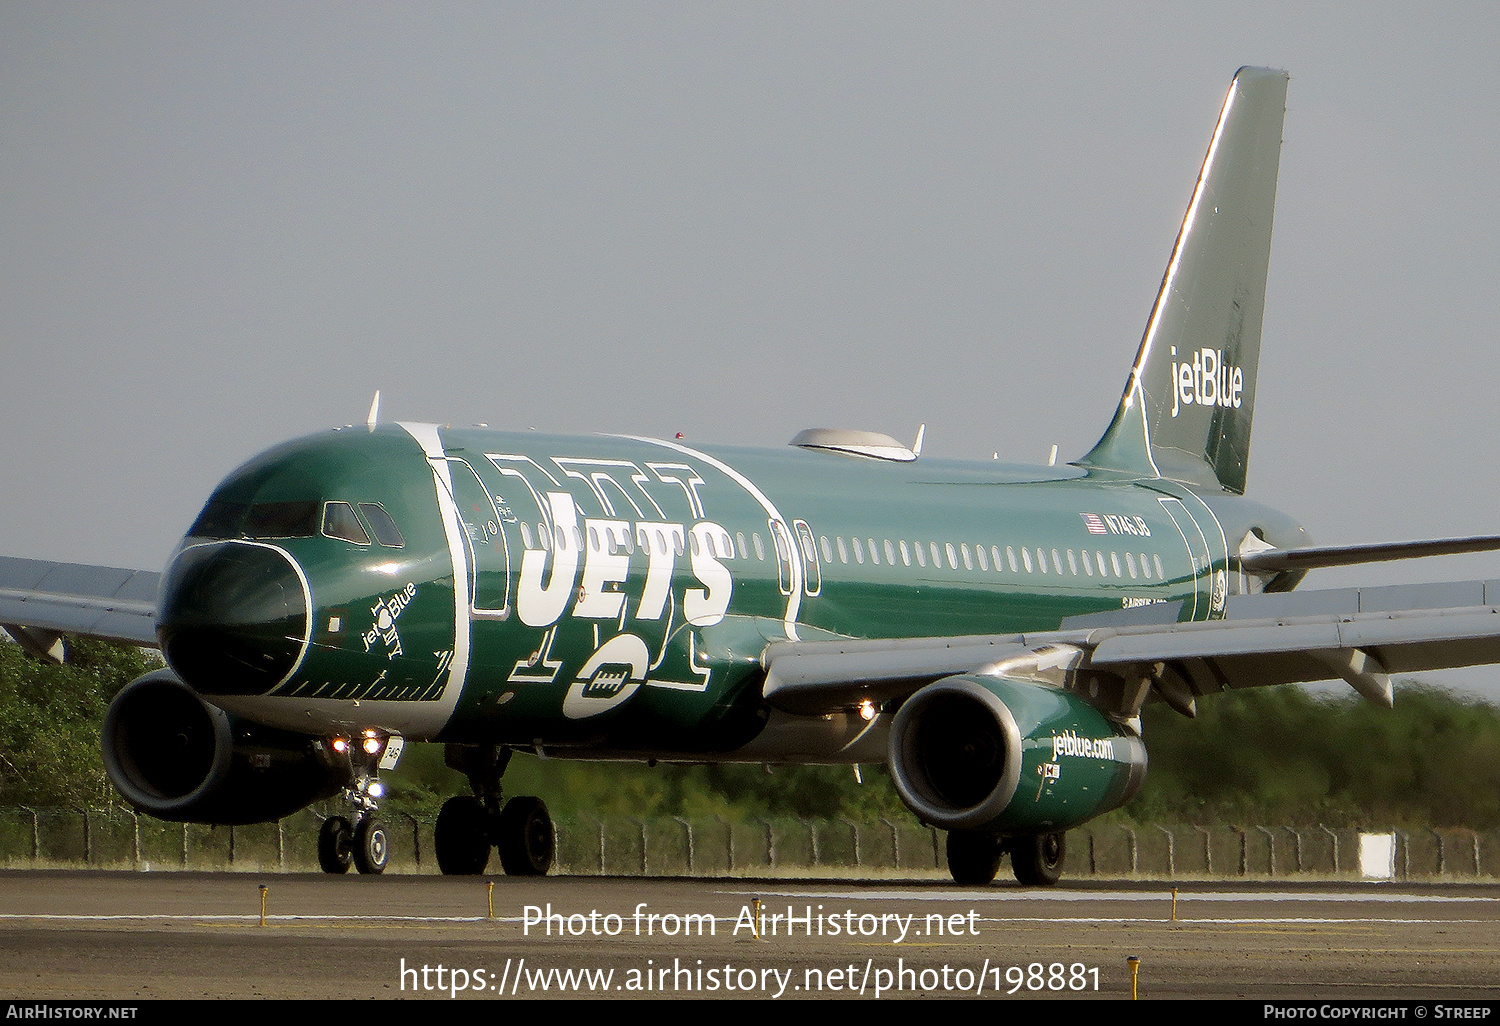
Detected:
[6,67,1500,885]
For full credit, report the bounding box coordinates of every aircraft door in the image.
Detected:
[770,519,795,597]
[446,458,512,619]
[792,520,821,597]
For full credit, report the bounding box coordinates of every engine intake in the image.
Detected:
[889,674,1146,834]
[102,669,347,824]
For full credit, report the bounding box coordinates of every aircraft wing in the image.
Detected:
[761,579,1500,717]
[0,556,160,656]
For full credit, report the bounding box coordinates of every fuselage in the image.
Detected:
[155,422,1306,762]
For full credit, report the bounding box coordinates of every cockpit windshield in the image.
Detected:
[190,500,320,540]
[188,498,404,547]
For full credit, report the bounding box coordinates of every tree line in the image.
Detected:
[3,638,1498,829]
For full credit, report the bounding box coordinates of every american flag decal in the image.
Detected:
[1080,513,1108,535]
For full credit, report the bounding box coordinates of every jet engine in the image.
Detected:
[888,673,1147,835]
[101,669,348,825]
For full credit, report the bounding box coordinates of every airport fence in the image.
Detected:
[2,806,1497,879]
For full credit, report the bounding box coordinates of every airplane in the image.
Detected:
[6,66,1500,886]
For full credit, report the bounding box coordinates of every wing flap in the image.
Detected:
[0,556,160,649]
[761,580,1500,716]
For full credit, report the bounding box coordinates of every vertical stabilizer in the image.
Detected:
[1078,67,1287,494]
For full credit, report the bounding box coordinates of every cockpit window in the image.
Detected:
[358,503,406,548]
[188,500,248,539]
[322,501,370,545]
[244,501,321,538]
[189,499,319,539]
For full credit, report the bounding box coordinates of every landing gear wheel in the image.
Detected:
[1010,832,1066,887]
[353,817,390,875]
[318,816,353,874]
[498,796,555,876]
[435,796,491,875]
[946,830,1003,885]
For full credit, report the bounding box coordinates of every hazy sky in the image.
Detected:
[6,4,1500,694]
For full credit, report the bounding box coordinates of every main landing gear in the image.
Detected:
[435,745,555,876]
[318,731,396,875]
[946,830,1066,887]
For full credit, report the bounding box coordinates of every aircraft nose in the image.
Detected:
[157,542,310,696]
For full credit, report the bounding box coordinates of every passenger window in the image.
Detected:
[837,537,848,564]
[820,536,833,563]
[884,539,896,565]
[1066,549,1078,575]
[737,532,748,559]
[1126,552,1138,578]
[961,544,973,570]
[991,545,1003,571]
[1022,548,1033,573]
[976,545,988,571]
[900,540,912,566]
[1154,553,1165,579]
[322,502,370,545]
[753,533,765,560]
[867,538,880,565]
[913,541,926,567]
[520,522,535,549]
[853,537,865,564]
[358,503,405,548]
[1051,549,1062,575]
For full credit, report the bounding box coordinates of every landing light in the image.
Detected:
[858,699,877,721]
[367,781,385,799]
[331,737,349,754]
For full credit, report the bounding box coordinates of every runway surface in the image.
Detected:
[1,871,1498,1000]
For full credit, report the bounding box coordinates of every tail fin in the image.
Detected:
[1077,67,1287,494]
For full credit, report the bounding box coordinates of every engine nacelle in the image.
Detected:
[889,674,1146,835]
[102,669,348,825]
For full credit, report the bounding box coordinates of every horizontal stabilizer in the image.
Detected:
[1238,535,1500,574]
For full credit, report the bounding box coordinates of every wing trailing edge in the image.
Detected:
[762,579,1500,717]
[0,556,160,655]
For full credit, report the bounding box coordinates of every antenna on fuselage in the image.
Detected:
[366,390,381,432]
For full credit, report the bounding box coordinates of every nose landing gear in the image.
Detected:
[317,731,397,875]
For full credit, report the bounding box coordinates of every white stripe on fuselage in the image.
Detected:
[399,422,473,730]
